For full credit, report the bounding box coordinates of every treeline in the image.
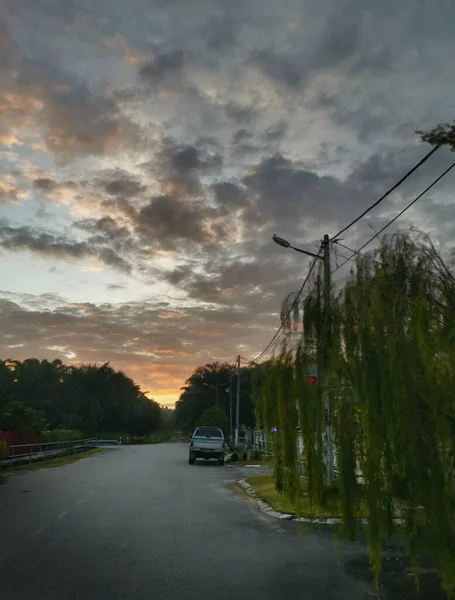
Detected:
[174,362,256,435]
[0,358,162,437]
[254,229,455,593]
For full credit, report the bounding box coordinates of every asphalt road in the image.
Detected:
[0,444,374,600]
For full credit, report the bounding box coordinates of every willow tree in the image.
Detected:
[254,230,455,593]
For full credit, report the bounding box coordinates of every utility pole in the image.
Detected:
[322,233,334,483]
[235,355,241,445]
[229,370,233,444]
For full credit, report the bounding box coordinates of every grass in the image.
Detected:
[245,475,371,519]
[4,448,107,473]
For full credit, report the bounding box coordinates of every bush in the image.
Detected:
[40,429,83,442]
[251,447,262,461]
[0,440,8,461]
[230,452,239,462]
[234,444,247,461]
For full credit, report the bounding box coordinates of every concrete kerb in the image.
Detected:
[237,479,406,526]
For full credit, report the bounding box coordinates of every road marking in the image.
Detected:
[76,499,85,505]
[57,511,68,519]
[30,526,47,538]
[89,490,96,495]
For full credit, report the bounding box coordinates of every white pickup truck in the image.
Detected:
[189,426,226,466]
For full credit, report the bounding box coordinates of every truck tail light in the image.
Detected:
[222,443,226,450]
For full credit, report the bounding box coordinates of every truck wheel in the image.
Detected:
[218,458,225,466]
[189,457,195,465]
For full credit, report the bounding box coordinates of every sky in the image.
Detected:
[1,0,455,406]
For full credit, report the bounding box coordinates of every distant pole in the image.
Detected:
[235,355,241,445]
[322,233,334,483]
[229,370,233,443]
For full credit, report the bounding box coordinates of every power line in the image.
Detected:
[252,253,321,363]
[331,145,440,240]
[334,241,361,255]
[332,160,455,275]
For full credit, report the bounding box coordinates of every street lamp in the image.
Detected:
[272,234,323,260]
[272,232,334,483]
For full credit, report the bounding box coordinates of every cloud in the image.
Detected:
[138,50,185,86]
[0,21,143,163]
[0,221,132,273]
[251,48,306,89]
[0,180,28,204]
[102,171,146,197]
[136,196,217,249]
[2,0,455,405]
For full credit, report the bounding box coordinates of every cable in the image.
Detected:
[252,253,321,363]
[332,160,455,275]
[331,145,440,240]
[334,241,362,256]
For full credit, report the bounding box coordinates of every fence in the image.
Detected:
[251,428,342,478]
[0,439,98,468]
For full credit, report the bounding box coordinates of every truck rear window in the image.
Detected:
[194,427,223,438]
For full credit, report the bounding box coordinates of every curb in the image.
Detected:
[237,479,294,520]
[237,479,406,526]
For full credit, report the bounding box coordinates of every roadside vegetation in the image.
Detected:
[245,475,373,519]
[174,361,256,436]
[7,447,107,472]
[0,359,165,440]
[253,227,455,594]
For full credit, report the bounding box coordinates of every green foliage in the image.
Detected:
[0,401,47,433]
[417,122,455,150]
[199,406,230,435]
[40,429,83,442]
[174,361,256,432]
[0,359,163,436]
[254,230,455,594]
[251,446,262,461]
[0,440,7,461]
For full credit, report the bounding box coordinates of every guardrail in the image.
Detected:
[0,439,98,468]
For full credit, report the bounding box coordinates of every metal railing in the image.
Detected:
[1,439,97,467]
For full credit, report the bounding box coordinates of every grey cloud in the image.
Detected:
[203,14,239,51]
[251,48,306,89]
[0,19,143,162]
[33,178,78,192]
[138,50,185,85]
[315,16,359,69]
[242,153,357,227]
[75,216,130,240]
[137,195,210,246]
[0,221,132,273]
[33,178,60,191]
[140,138,223,200]
[225,102,259,124]
[262,121,288,143]
[95,170,147,197]
[211,182,248,209]
[232,129,253,144]
[43,84,142,163]
[159,139,222,173]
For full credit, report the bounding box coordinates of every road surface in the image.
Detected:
[0,444,373,599]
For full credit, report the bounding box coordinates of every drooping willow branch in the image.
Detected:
[254,229,455,593]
